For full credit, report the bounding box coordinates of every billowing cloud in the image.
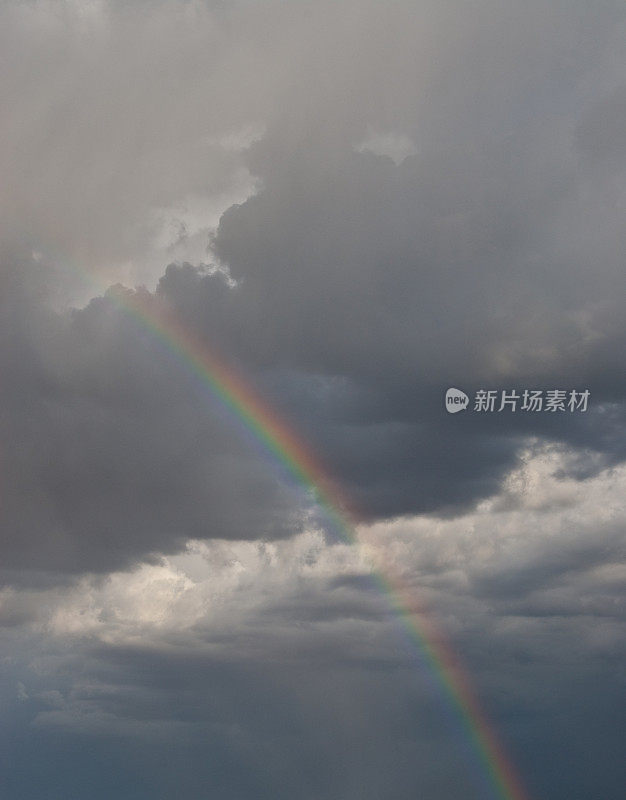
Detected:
[0,252,309,584]
[1,450,624,798]
[1,2,626,798]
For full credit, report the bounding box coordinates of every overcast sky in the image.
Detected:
[1,2,625,799]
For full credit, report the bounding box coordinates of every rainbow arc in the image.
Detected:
[100,286,532,800]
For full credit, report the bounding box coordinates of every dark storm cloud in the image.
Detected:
[2,1,626,579]
[1,3,626,800]
[0,253,309,584]
[154,109,626,514]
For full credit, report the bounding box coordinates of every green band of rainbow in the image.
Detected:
[105,286,531,800]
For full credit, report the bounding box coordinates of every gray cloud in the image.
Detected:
[0,253,309,584]
[1,455,624,799]
[1,1,626,566]
[1,2,626,798]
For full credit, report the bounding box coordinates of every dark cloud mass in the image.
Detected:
[2,1,626,572]
[0,2,625,799]
[0,253,308,581]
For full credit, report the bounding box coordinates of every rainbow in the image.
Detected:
[103,284,530,800]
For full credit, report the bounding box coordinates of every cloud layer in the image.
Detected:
[0,2,625,799]
[2,450,624,799]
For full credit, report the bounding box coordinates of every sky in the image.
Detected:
[1,1,625,798]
